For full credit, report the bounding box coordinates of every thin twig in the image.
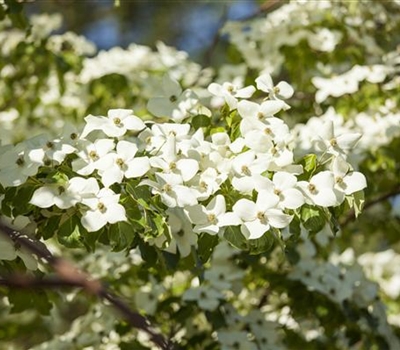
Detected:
[0,221,173,350]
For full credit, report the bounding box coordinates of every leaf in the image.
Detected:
[40,215,61,240]
[298,154,317,180]
[4,0,29,30]
[191,114,211,129]
[347,191,365,218]
[126,181,152,210]
[107,221,136,252]
[224,225,248,251]
[247,231,276,255]
[301,205,326,235]
[57,215,83,248]
[197,233,219,263]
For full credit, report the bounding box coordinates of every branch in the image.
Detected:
[340,185,400,227]
[0,221,174,350]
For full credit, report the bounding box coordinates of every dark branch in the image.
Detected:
[0,221,173,350]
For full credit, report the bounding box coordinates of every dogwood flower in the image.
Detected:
[313,120,362,157]
[30,177,99,209]
[72,139,115,176]
[255,73,294,102]
[253,172,305,210]
[208,81,256,110]
[237,100,286,120]
[331,156,367,203]
[297,171,339,207]
[164,208,198,257]
[80,109,145,138]
[0,144,44,187]
[95,140,150,187]
[149,136,199,182]
[185,195,238,235]
[147,75,199,122]
[231,193,292,239]
[183,285,223,311]
[141,172,198,208]
[80,187,127,232]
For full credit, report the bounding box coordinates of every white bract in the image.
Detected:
[185,194,238,236]
[147,74,199,122]
[95,140,150,187]
[30,177,99,209]
[80,187,127,232]
[298,171,340,207]
[231,193,292,239]
[208,81,256,110]
[80,109,145,138]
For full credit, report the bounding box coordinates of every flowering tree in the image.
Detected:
[1,1,400,349]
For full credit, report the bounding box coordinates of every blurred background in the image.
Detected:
[26,0,260,62]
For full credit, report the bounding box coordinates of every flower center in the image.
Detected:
[169,162,177,170]
[113,117,122,126]
[264,127,272,135]
[46,141,54,149]
[58,186,65,195]
[330,138,337,147]
[257,112,264,119]
[70,132,78,140]
[16,156,25,167]
[207,213,217,224]
[169,95,177,103]
[241,165,251,176]
[162,184,172,193]
[116,158,125,168]
[89,150,98,160]
[97,202,106,213]
[308,183,317,194]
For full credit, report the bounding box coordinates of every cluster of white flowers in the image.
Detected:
[0,74,367,250]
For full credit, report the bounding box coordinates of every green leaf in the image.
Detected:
[107,221,136,252]
[224,225,248,251]
[12,183,37,216]
[126,181,152,210]
[57,215,82,248]
[346,191,365,218]
[298,154,317,180]
[197,233,219,263]
[210,127,226,135]
[247,231,276,255]
[4,0,29,30]
[191,114,211,129]
[40,215,61,240]
[301,205,326,235]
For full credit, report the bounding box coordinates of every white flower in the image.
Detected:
[183,285,223,311]
[237,100,286,120]
[72,139,115,176]
[164,208,198,257]
[254,172,305,210]
[255,73,294,101]
[232,193,292,239]
[30,177,98,209]
[0,144,44,188]
[149,136,199,182]
[95,140,150,187]
[80,109,145,138]
[185,195,235,235]
[147,75,199,122]
[80,187,127,232]
[208,81,255,110]
[313,120,362,157]
[298,171,339,207]
[331,156,367,203]
[141,173,198,208]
